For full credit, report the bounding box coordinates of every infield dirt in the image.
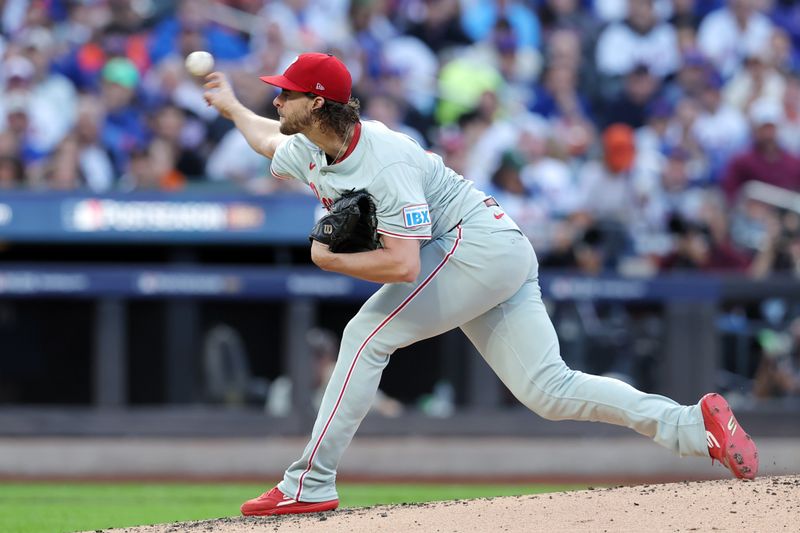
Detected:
[101,475,799,532]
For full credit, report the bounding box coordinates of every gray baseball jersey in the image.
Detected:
[270,120,709,503]
[271,120,521,241]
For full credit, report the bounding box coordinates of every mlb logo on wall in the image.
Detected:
[403,204,431,228]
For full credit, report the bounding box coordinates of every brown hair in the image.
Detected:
[312,97,361,138]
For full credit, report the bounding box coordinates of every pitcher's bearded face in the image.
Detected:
[274,90,315,135]
[280,106,314,135]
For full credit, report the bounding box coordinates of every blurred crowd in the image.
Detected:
[2,0,800,278]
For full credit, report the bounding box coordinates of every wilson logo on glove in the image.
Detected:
[309,189,380,253]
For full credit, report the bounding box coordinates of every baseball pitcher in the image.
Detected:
[203,53,758,516]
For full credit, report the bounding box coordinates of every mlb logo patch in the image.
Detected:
[403,204,431,228]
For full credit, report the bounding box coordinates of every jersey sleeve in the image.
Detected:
[374,163,432,240]
[269,136,310,184]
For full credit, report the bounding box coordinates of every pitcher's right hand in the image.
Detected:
[204,72,240,120]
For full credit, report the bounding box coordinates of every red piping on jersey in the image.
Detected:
[333,121,362,164]
[270,167,292,180]
[295,224,463,501]
[377,228,432,240]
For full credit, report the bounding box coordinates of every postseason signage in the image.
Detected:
[0,191,319,243]
[0,264,724,302]
[0,265,378,300]
[65,198,265,232]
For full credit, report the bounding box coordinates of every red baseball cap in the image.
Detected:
[260,53,352,104]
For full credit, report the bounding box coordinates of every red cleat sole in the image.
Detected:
[240,486,339,516]
[241,499,338,516]
[700,393,759,480]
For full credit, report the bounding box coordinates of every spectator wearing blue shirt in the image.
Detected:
[99,57,150,175]
[599,64,662,129]
[530,62,592,121]
[461,0,541,50]
[406,0,473,53]
[770,0,800,56]
[148,0,249,66]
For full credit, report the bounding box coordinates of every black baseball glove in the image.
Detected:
[309,189,380,253]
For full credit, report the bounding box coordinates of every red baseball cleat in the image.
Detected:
[240,486,339,516]
[700,393,759,480]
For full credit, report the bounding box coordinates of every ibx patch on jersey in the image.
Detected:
[402,204,431,228]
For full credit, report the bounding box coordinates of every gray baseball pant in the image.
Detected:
[279,206,709,502]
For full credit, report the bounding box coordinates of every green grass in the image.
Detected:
[0,482,583,533]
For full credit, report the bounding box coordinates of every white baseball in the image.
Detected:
[185,51,215,77]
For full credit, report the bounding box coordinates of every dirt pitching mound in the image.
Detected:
[105,475,799,532]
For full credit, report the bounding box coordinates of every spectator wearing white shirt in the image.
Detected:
[0,53,72,164]
[257,0,350,54]
[595,0,680,79]
[206,127,269,189]
[691,69,749,182]
[592,0,673,23]
[723,47,786,114]
[0,63,52,183]
[778,73,800,156]
[17,26,78,153]
[697,0,774,78]
[516,118,578,219]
